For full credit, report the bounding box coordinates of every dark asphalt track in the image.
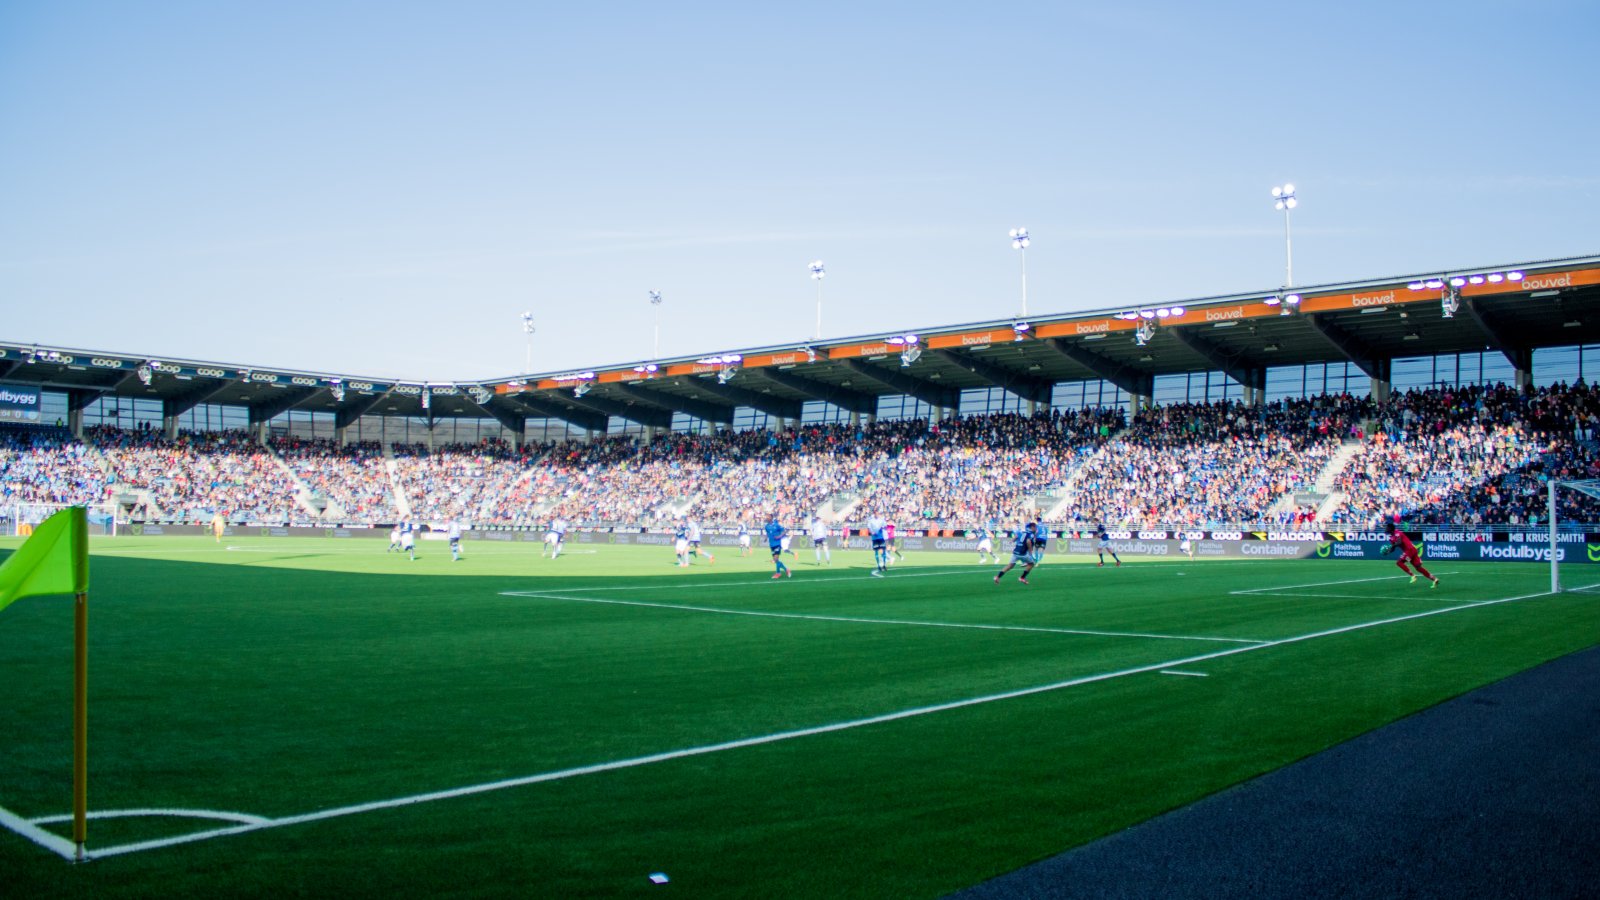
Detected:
[953,644,1600,900]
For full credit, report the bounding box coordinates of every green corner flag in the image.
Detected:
[0,507,89,613]
[0,506,91,860]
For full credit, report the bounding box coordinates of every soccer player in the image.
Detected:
[886,520,905,564]
[975,521,998,565]
[542,523,559,557]
[738,522,752,556]
[1179,535,1195,559]
[400,516,417,561]
[1382,517,1440,587]
[810,515,832,565]
[674,520,690,568]
[780,527,797,562]
[387,523,402,553]
[866,511,889,577]
[995,522,1038,585]
[211,510,226,544]
[448,518,463,562]
[764,515,792,579]
[1031,517,1049,566]
[549,517,568,560]
[1095,523,1121,568]
[687,519,714,564]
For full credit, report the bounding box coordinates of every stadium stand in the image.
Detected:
[6,385,1598,529]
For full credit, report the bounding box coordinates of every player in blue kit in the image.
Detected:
[865,512,889,577]
[764,515,792,579]
[994,522,1038,585]
[1095,523,1121,568]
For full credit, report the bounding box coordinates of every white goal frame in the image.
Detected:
[1550,479,1600,594]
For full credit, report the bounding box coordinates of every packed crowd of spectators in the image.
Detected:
[0,426,107,505]
[1330,382,1600,526]
[8,382,1600,529]
[271,437,399,522]
[1066,396,1365,527]
[390,440,545,523]
[91,426,305,522]
[538,409,1125,528]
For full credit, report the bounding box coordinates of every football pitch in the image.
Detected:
[2,536,1597,897]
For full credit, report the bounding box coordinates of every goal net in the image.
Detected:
[1550,479,1600,594]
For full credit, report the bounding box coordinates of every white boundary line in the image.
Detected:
[28,808,270,826]
[502,590,1268,645]
[1,584,1556,862]
[1159,670,1208,677]
[0,804,77,861]
[1230,573,1448,595]
[1243,591,1482,604]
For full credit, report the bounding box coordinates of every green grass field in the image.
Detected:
[2,535,1597,897]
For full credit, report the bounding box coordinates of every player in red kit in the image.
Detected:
[1382,518,1439,588]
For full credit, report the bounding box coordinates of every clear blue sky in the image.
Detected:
[1,1,1595,382]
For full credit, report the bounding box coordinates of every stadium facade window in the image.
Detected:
[797,400,851,425]
[959,387,1029,417]
[1050,380,1130,416]
[731,408,775,432]
[1532,345,1598,387]
[875,394,939,422]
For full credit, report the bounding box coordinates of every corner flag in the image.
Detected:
[0,507,88,612]
[0,506,91,860]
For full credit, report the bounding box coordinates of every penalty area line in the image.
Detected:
[505,591,1268,645]
[46,585,1556,862]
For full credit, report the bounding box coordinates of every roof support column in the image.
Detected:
[1370,358,1394,403]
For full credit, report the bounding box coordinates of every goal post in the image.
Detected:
[1550,478,1600,594]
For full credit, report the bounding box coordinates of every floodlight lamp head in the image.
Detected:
[809,260,826,279]
[648,291,662,306]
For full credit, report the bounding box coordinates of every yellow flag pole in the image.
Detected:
[73,589,87,861]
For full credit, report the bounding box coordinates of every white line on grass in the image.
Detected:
[1159,670,1208,677]
[28,808,271,827]
[503,591,1268,645]
[0,804,77,861]
[1244,591,1483,604]
[1229,572,1462,595]
[1,583,1550,863]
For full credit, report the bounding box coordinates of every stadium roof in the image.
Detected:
[4,253,1599,431]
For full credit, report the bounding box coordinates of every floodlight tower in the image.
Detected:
[520,311,535,373]
[649,290,663,358]
[809,261,826,340]
[1271,184,1297,288]
[1009,228,1030,316]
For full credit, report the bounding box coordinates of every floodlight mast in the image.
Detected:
[649,291,664,358]
[520,311,535,374]
[1271,185,1297,288]
[809,261,826,340]
[1009,228,1030,316]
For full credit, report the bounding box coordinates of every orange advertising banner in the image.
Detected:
[741,350,812,369]
[1033,318,1138,339]
[926,329,1020,349]
[1461,267,1600,297]
[1296,286,1425,314]
[828,341,899,360]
